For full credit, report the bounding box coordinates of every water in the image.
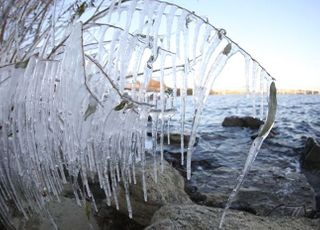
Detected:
[169,94,320,175]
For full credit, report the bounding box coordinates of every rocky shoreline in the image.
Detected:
[10,117,320,229]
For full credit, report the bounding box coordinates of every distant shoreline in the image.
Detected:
[209,89,320,95]
[175,88,320,95]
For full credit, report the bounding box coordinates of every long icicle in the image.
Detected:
[219,81,277,229]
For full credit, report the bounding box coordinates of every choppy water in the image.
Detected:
[169,94,320,173]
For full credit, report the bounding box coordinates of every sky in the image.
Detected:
[169,0,320,90]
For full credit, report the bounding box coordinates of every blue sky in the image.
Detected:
[169,0,320,90]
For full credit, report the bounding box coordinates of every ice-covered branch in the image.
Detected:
[0,1,276,229]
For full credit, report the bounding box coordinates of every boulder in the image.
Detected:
[185,166,316,217]
[22,158,191,229]
[301,137,320,170]
[146,132,199,148]
[300,138,320,217]
[145,204,320,230]
[222,116,263,129]
[114,157,192,226]
[22,196,100,230]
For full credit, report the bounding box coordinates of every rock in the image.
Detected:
[22,197,100,230]
[301,170,320,218]
[56,156,191,227]
[300,138,320,217]
[114,157,192,226]
[145,204,320,230]
[301,137,320,170]
[222,116,263,129]
[162,133,196,146]
[186,166,316,217]
[146,132,199,148]
[94,203,144,230]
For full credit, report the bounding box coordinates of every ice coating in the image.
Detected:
[0,0,276,228]
[219,81,277,229]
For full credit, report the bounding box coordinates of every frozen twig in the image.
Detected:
[85,54,154,108]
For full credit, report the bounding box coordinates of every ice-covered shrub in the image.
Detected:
[0,0,276,228]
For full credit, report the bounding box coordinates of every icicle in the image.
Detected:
[159,54,167,172]
[244,55,252,97]
[124,0,138,32]
[110,159,119,210]
[165,6,177,51]
[186,43,236,180]
[192,20,203,64]
[51,0,57,49]
[151,3,166,55]
[0,2,278,228]
[180,11,190,166]
[251,62,259,117]
[167,119,171,145]
[123,168,133,219]
[107,0,118,22]
[151,110,159,183]
[259,70,266,119]
[219,82,277,229]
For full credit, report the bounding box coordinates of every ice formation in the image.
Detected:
[0,0,276,229]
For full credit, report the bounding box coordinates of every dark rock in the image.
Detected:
[222,116,263,129]
[24,197,100,230]
[94,203,144,230]
[23,196,144,230]
[186,166,316,218]
[145,204,320,230]
[163,151,187,177]
[301,138,320,170]
[161,133,199,147]
[146,133,199,148]
[185,184,207,203]
[251,129,277,139]
[163,151,221,179]
[301,166,320,218]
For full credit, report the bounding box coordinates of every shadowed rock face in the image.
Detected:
[300,137,320,218]
[108,157,192,226]
[145,204,320,230]
[185,166,316,218]
[222,116,264,129]
[301,138,320,170]
[21,157,191,230]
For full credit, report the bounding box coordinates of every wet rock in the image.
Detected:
[59,157,191,227]
[115,157,192,226]
[94,203,144,230]
[163,151,221,178]
[162,133,198,146]
[186,166,316,217]
[300,138,320,217]
[301,137,320,170]
[147,132,199,147]
[302,170,320,218]
[23,196,144,230]
[23,197,100,230]
[145,204,320,230]
[222,116,263,129]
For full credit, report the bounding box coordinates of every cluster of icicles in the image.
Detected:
[0,0,276,229]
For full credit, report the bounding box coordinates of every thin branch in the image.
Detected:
[155,0,274,80]
[80,25,103,108]
[126,54,202,79]
[82,0,274,80]
[85,54,154,108]
[85,54,122,98]
[0,76,11,86]
[47,35,69,59]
